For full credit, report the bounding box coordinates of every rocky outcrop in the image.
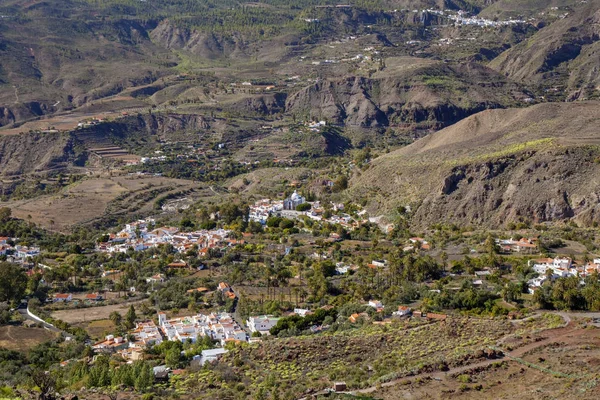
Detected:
[0,132,77,176]
[286,62,522,129]
[228,93,287,116]
[350,102,600,228]
[411,151,590,227]
[0,102,53,128]
[0,107,15,127]
[137,113,213,134]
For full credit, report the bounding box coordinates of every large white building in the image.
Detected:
[283,191,305,210]
[246,315,280,334]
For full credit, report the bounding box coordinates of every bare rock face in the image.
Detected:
[0,132,76,176]
[0,107,15,127]
[285,63,521,129]
[228,93,287,116]
[0,102,52,128]
[285,77,387,127]
[411,148,600,227]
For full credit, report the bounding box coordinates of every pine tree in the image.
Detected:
[135,363,153,392]
[125,305,137,329]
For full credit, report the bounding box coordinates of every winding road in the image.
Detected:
[17,302,74,340]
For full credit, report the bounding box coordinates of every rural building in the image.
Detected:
[92,335,128,353]
[393,306,412,317]
[197,348,229,366]
[247,315,280,334]
[332,382,347,392]
[85,293,103,302]
[53,293,72,302]
[283,191,305,210]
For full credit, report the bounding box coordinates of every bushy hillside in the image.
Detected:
[349,101,600,227]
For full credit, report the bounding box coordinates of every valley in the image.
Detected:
[1,1,600,400]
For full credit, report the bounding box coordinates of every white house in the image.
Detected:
[371,260,387,268]
[293,308,312,317]
[247,316,280,334]
[368,300,383,309]
[197,348,228,366]
[53,293,72,302]
[393,306,412,317]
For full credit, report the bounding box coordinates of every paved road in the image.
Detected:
[230,289,250,335]
[18,303,74,340]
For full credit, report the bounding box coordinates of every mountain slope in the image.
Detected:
[489,1,600,101]
[286,58,528,130]
[349,101,600,227]
[0,132,80,177]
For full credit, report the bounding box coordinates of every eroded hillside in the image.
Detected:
[350,102,600,227]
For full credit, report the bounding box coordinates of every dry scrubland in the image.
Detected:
[375,323,600,399]
[176,315,567,398]
[0,325,58,352]
[2,175,209,231]
[51,300,144,325]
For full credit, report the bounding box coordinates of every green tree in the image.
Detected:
[332,176,348,192]
[135,363,153,391]
[109,311,122,328]
[0,262,27,304]
[125,305,137,329]
[165,347,181,369]
[502,282,521,303]
[0,207,11,223]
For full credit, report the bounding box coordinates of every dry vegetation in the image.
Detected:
[177,315,565,398]
[2,175,210,231]
[51,300,144,325]
[0,325,58,352]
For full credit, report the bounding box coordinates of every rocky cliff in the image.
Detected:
[286,60,525,129]
[349,101,600,227]
[0,132,77,176]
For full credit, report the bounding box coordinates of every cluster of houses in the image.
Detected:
[496,237,538,253]
[424,8,527,27]
[92,311,248,361]
[96,219,234,257]
[0,236,40,264]
[248,193,363,230]
[527,257,600,293]
[158,312,247,344]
